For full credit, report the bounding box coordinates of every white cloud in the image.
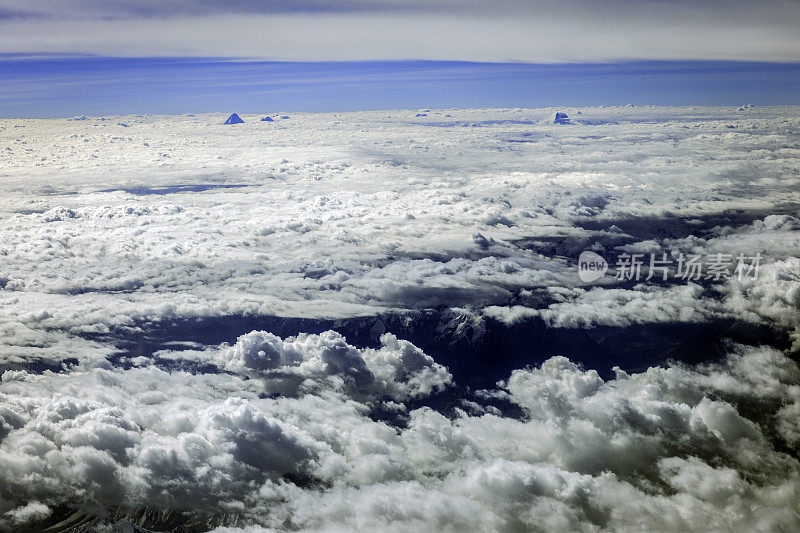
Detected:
[216,330,452,400]
[1,107,800,530]
[1,108,799,368]
[0,2,799,61]
[521,283,717,328]
[4,341,798,531]
[3,500,51,526]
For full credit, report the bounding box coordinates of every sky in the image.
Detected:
[3,3,800,530]
[1,0,800,116]
[3,59,800,117]
[1,0,800,62]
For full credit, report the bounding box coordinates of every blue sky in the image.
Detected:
[2,58,800,117]
[1,1,799,116]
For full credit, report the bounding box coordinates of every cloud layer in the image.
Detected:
[0,1,799,61]
[1,106,798,367]
[1,106,799,530]
[1,339,799,531]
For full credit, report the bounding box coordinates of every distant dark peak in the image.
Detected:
[261,116,274,121]
[552,112,570,124]
[224,113,244,125]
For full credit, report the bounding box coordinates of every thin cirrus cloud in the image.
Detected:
[0,0,798,62]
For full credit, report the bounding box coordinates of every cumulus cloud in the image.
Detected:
[720,257,800,350]
[484,282,718,328]
[1,107,799,369]
[1,107,799,530]
[216,330,452,400]
[1,340,798,531]
[3,500,51,526]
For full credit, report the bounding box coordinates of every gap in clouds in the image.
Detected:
[2,58,800,117]
[83,312,790,384]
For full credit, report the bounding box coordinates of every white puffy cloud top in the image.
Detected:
[1,341,799,530]
[1,106,799,530]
